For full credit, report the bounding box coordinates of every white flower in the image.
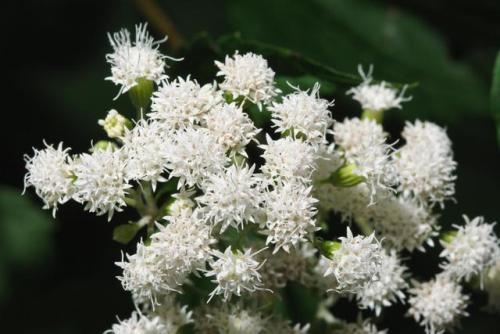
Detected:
[347,65,411,112]
[122,119,169,190]
[323,228,383,293]
[367,196,438,252]
[149,295,194,332]
[395,120,456,207]
[164,128,229,189]
[106,23,176,96]
[72,147,130,221]
[167,189,196,218]
[440,215,500,283]
[260,135,317,183]
[196,164,263,232]
[260,243,318,289]
[261,181,318,253]
[117,212,214,302]
[356,250,408,315]
[334,319,387,334]
[105,311,166,334]
[265,319,310,334]
[98,109,131,138]
[408,275,469,334]
[205,246,267,301]
[150,76,222,130]
[204,102,260,156]
[195,304,267,334]
[24,141,74,216]
[269,83,334,144]
[314,183,371,223]
[215,52,279,109]
[333,117,396,201]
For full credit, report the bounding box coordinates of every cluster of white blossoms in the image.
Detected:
[23,23,500,334]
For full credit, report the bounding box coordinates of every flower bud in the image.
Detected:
[320,163,366,188]
[128,77,154,113]
[98,109,132,138]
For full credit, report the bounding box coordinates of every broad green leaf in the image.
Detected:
[112,222,142,245]
[490,51,500,146]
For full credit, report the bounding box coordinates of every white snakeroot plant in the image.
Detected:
[262,181,318,253]
[24,142,74,216]
[323,228,383,293]
[150,76,222,130]
[197,164,262,232]
[395,120,457,207]
[269,83,334,144]
[205,102,260,156]
[23,22,499,334]
[106,23,177,96]
[72,146,131,221]
[347,65,411,112]
[215,51,279,109]
[205,247,267,302]
[440,215,500,283]
[408,275,469,334]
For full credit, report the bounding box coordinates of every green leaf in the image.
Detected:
[490,51,500,147]
[113,222,142,245]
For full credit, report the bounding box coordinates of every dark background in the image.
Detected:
[1,0,499,333]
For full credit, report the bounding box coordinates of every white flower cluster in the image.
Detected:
[24,23,500,334]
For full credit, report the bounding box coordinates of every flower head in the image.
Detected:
[261,181,318,253]
[72,147,130,221]
[98,109,132,138]
[122,119,169,190]
[408,275,469,334]
[197,164,263,232]
[105,311,166,334]
[347,65,411,112]
[164,128,229,189]
[215,52,279,109]
[269,83,334,144]
[334,319,387,334]
[323,228,383,293]
[260,135,317,183]
[24,141,74,216]
[150,76,222,130]
[195,304,267,334]
[205,246,267,302]
[395,120,456,207]
[356,250,407,315]
[440,215,500,282]
[204,102,260,156]
[106,23,176,96]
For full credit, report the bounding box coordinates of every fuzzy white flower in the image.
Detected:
[315,183,371,223]
[333,118,396,200]
[395,120,456,207]
[24,142,74,216]
[215,52,279,109]
[334,319,387,334]
[347,65,411,112]
[262,181,318,253]
[105,311,166,334]
[367,196,438,252]
[164,128,229,189]
[122,119,169,190]
[117,212,214,302]
[195,304,267,334]
[260,243,318,289]
[106,23,176,96]
[149,295,194,332]
[98,109,131,138]
[167,189,196,218]
[440,215,500,283]
[269,83,334,144]
[197,164,262,232]
[408,275,469,334]
[260,135,317,183]
[205,246,267,301]
[356,250,408,315]
[204,102,260,156]
[150,76,222,130]
[323,228,383,293]
[72,147,130,221]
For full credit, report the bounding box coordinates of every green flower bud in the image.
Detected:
[320,163,366,188]
[361,108,384,123]
[98,109,132,138]
[91,140,118,152]
[128,77,154,114]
